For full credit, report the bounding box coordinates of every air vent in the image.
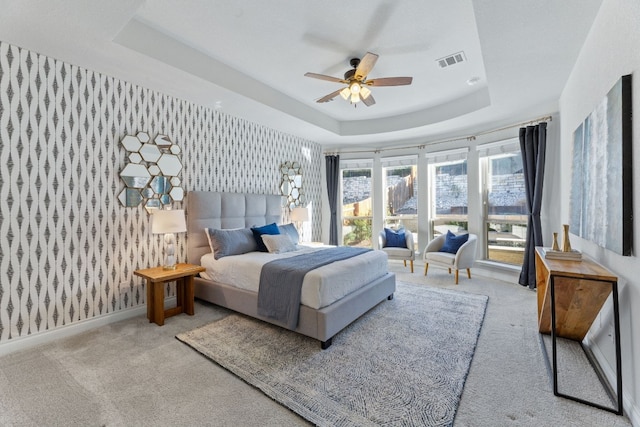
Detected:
[437,51,466,68]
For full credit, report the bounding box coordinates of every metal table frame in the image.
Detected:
[543,273,623,415]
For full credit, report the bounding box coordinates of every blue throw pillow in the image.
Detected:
[384,228,407,248]
[251,222,281,252]
[278,223,300,245]
[439,230,469,254]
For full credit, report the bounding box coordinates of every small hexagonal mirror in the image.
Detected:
[169,186,184,201]
[118,188,143,207]
[121,135,142,152]
[140,143,162,163]
[128,152,142,164]
[157,154,182,176]
[150,176,171,195]
[154,134,172,147]
[136,131,150,143]
[141,188,155,198]
[145,199,161,212]
[120,164,151,188]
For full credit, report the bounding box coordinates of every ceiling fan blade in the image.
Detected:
[366,77,413,86]
[304,72,347,84]
[316,89,343,103]
[361,93,376,107]
[354,52,379,80]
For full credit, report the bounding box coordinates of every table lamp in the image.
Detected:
[290,206,309,236]
[151,209,187,270]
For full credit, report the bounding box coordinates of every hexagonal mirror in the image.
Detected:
[279,161,303,211]
[118,188,143,207]
[157,154,182,176]
[119,132,184,210]
[150,176,171,195]
[121,135,142,152]
[140,144,162,162]
[120,164,151,189]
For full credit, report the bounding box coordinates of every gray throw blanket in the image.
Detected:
[257,247,371,329]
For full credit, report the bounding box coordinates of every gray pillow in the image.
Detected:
[278,223,299,245]
[262,234,298,254]
[206,227,258,259]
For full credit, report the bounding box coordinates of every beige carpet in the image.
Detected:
[177,283,488,427]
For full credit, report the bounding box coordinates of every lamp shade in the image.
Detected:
[151,209,187,234]
[290,207,309,222]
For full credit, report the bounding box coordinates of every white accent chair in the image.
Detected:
[423,233,477,284]
[379,229,415,273]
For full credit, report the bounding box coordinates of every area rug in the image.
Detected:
[176,282,488,426]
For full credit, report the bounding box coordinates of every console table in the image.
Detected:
[535,247,622,415]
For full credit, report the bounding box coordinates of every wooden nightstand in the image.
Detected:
[134,263,206,326]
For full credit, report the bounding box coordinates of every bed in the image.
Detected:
[186,191,396,349]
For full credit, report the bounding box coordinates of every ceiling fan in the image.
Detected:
[304,52,413,107]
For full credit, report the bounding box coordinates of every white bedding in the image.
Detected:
[200,246,388,309]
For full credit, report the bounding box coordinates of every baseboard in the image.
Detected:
[473,261,520,284]
[589,340,639,425]
[0,297,174,357]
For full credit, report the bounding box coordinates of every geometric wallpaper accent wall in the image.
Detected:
[0,41,322,343]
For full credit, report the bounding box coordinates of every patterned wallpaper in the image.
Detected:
[0,41,322,343]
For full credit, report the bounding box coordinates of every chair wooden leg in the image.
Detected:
[467,268,471,279]
[455,270,459,285]
[448,268,452,274]
[424,263,429,276]
[403,260,407,267]
[409,260,414,273]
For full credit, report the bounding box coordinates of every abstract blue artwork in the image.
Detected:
[569,75,633,256]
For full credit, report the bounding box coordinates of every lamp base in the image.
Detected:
[163,233,177,270]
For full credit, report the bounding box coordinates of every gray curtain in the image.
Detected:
[518,123,547,289]
[325,155,340,246]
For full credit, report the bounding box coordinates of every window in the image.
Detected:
[480,140,527,265]
[383,156,418,250]
[341,166,373,247]
[428,154,468,239]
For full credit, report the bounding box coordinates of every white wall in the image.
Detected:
[560,0,640,422]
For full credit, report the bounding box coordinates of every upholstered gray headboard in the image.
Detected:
[186,191,283,265]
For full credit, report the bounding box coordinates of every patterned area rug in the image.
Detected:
[176,283,488,427]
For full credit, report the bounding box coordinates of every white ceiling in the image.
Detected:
[0,0,603,149]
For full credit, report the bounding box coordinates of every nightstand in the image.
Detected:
[134,263,206,326]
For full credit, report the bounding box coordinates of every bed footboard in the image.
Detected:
[195,272,396,348]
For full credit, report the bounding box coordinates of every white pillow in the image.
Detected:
[261,234,298,254]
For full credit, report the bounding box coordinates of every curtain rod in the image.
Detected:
[323,114,553,156]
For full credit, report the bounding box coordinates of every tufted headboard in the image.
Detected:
[186,191,284,265]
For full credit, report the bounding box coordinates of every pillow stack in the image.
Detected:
[207,222,302,258]
[250,223,281,252]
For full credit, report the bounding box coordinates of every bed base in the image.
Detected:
[194,272,396,349]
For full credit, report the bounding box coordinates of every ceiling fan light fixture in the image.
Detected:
[360,86,371,99]
[304,51,412,108]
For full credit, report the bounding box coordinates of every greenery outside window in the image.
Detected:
[383,156,418,251]
[341,166,373,247]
